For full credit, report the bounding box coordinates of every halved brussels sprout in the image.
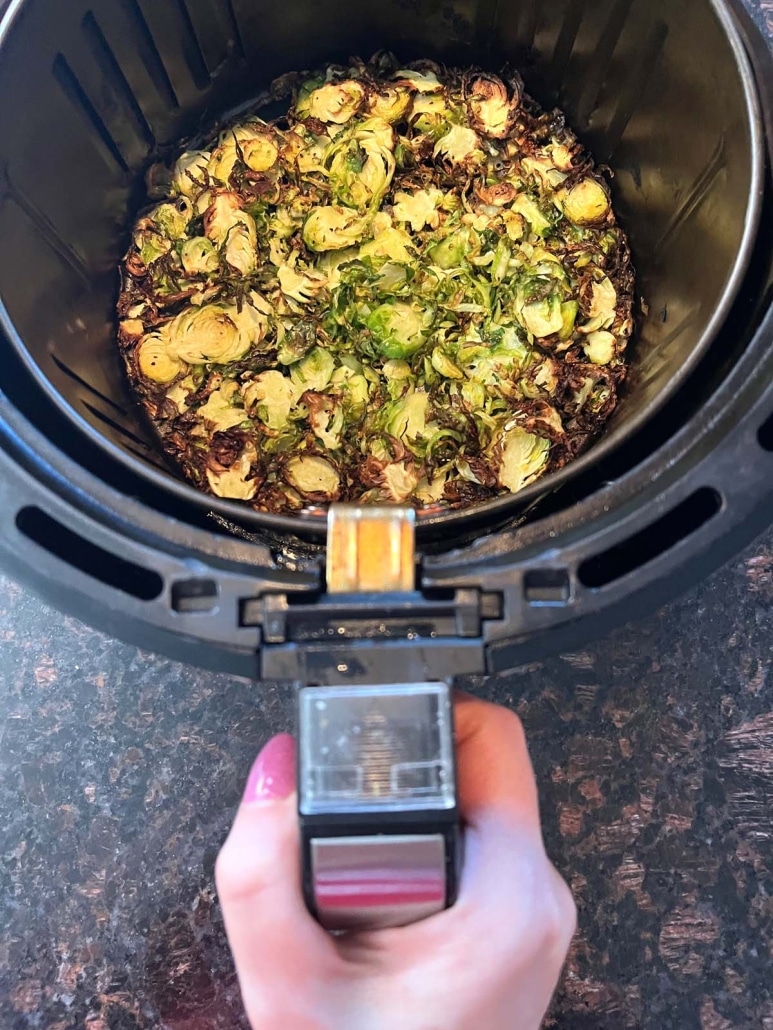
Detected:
[588,277,617,328]
[285,455,340,498]
[427,227,473,269]
[207,442,259,500]
[298,80,366,124]
[381,461,420,501]
[137,331,186,384]
[583,330,616,366]
[433,125,483,166]
[411,94,453,138]
[382,389,430,443]
[277,319,317,365]
[368,86,413,123]
[393,68,443,92]
[518,294,564,338]
[325,120,396,211]
[166,301,264,364]
[181,237,219,276]
[303,206,370,251]
[278,265,327,303]
[464,73,519,139]
[513,195,552,237]
[495,425,550,493]
[197,381,248,432]
[204,193,258,274]
[234,125,280,171]
[393,188,443,232]
[243,370,300,429]
[366,301,433,359]
[209,123,278,182]
[359,227,414,264]
[331,366,371,419]
[305,392,345,449]
[290,347,335,392]
[134,229,171,268]
[560,179,611,226]
[172,150,210,197]
[153,200,193,240]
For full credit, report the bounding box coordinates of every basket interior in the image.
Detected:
[0,0,760,526]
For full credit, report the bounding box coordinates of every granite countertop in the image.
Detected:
[2,5,773,1029]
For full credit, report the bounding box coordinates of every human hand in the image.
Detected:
[216,694,576,1029]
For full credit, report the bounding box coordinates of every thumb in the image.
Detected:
[215,735,333,989]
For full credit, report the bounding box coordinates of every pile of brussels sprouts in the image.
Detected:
[118,53,634,513]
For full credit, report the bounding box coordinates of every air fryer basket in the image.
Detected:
[0,0,764,540]
[0,0,771,682]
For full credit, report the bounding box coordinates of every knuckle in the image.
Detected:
[493,703,527,744]
[215,839,263,903]
[545,869,577,954]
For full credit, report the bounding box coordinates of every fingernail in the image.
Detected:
[242,733,296,803]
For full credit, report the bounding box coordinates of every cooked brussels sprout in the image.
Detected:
[197,381,248,432]
[172,151,210,198]
[285,455,340,498]
[495,425,550,493]
[181,237,219,276]
[393,189,443,232]
[297,80,366,123]
[433,125,483,166]
[368,86,412,123]
[325,119,396,211]
[303,205,370,251]
[137,331,186,384]
[290,347,335,393]
[243,370,300,430]
[464,73,520,139]
[366,301,433,359]
[166,301,265,364]
[560,179,611,226]
[119,53,633,515]
[583,330,617,366]
[207,441,259,500]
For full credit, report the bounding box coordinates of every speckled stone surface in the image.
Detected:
[2,529,773,1030]
[3,8,773,1030]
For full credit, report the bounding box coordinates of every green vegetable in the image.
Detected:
[120,53,633,515]
[290,347,335,392]
[366,302,433,359]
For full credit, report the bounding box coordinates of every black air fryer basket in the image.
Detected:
[0,0,772,683]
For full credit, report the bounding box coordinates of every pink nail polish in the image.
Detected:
[242,733,296,803]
